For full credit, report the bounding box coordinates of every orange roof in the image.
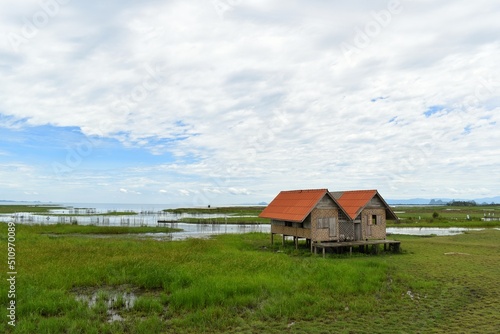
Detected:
[259,189,329,222]
[332,190,378,220]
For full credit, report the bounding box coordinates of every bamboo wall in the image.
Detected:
[271,224,311,238]
[310,208,339,242]
[361,208,386,240]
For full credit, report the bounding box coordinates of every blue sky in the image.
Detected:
[0,0,499,204]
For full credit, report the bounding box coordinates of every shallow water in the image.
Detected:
[73,285,142,323]
[46,225,495,242]
[386,227,486,236]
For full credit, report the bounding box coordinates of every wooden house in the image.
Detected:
[259,188,398,250]
[330,190,398,241]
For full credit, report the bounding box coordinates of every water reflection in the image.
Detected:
[129,225,493,241]
[386,227,485,236]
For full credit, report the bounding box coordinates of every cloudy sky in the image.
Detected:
[0,0,499,205]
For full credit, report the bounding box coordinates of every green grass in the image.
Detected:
[178,216,268,224]
[44,211,138,217]
[13,223,181,235]
[163,206,268,224]
[0,205,66,214]
[1,222,499,333]
[390,205,500,228]
[0,205,139,217]
[163,206,265,216]
[165,206,267,224]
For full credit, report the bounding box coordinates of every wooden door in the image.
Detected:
[329,217,337,238]
[354,223,362,240]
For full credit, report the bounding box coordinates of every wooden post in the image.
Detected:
[282,235,285,246]
[295,237,298,249]
[322,247,326,258]
[271,233,274,245]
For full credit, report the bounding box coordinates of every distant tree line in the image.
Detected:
[429,199,498,206]
[446,200,477,206]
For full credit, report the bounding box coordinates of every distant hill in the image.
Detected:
[474,196,500,204]
[386,198,431,205]
[387,196,500,205]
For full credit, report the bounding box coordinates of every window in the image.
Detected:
[317,218,328,228]
[372,215,378,225]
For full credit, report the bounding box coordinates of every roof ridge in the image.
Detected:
[334,189,377,192]
[281,188,328,193]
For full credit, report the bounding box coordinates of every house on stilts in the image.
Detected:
[258,188,400,254]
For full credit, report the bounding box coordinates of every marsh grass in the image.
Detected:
[44,211,139,217]
[164,206,265,215]
[0,223,499,333]
[392,205,500,227]
[0,205,66,214]
[14,223,181,235]
[178,216,268,224]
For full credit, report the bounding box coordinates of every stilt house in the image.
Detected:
[259,188,398,248]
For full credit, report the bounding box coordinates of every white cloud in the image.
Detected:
[0,0,499,203]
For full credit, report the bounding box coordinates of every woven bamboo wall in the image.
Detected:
[311,208,339,242]
[361,208,386,240]
[271,225,311,238]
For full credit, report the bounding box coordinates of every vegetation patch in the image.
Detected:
[15,223,181,235]
[0,205,66,214]
[389,205,500,227]
[178,216,268,224]
[163,206,265,216]
[45,211,139,217]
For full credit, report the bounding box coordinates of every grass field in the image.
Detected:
[163,206,265,216]
[11,224,181,235]
[390,205,500,228]
[0,205,139,217]
[0,205,66,214]
[164,206,268,224]
[1,222,499,333]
